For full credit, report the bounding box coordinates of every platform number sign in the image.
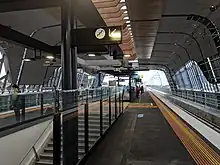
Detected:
[95,28,106,40]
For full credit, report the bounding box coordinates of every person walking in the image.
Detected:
[11,84,21,122]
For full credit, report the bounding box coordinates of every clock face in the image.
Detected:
[95,28,106,39]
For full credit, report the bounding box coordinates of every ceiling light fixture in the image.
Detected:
[129,60,138,63]
[124,54,131,57]
[121,5,127,10]
[88,53,96,57]
[46,55,55,60]
[24,58,32,62]
[123,16,129,20]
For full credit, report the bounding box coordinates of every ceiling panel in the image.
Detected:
[149,0,220,72]
[126,0,165,59]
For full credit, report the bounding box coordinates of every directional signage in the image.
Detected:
[73,26,122,46]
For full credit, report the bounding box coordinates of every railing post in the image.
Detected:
[122,90,124,112]
[108,88,111,126]
[54,90,60,113]
[40,93,44,116]
[100,88,103,136]
[33,146,40,161]
[195,92,197,103]
[115,87,117,119]
[84,89,89,153]
[53,113,61,165]
[21,95,25,121]
[192,91,195,102]
[119,92,121,114]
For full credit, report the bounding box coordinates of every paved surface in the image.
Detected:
[85,92,195,165]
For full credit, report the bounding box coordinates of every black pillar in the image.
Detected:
[61,0,77,90]
[61,0,78,165]
[72,17,78,90]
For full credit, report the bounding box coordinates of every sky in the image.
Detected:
[103,70,169,86]
[0,52,6,79]
[138,70,169,86]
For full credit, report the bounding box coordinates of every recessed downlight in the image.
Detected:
[121,5,127,10]
[24,58,31,62]
[129,60,138,63]
[88,54,96,57]
[46,55,55,60]
[124,54,130,57]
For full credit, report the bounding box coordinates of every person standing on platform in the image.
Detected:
[11,84,21,122]
[136,86,140,99]
[140,86,144,94]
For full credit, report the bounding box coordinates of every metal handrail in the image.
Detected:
[19,120,53,165]
[151,86,220,110]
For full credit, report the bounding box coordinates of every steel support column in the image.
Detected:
[61,0,77,90]
[61,0,78,165]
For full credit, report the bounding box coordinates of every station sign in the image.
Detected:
[73,26,122,46]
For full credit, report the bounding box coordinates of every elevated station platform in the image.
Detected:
[84,92,220,165]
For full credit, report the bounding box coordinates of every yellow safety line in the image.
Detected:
[128,105,158,108]
[150,92,220,165]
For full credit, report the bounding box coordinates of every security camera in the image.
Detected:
[210,5,217,12]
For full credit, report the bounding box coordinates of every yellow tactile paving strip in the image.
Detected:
[150,92,220,165]
[128,103,158,108]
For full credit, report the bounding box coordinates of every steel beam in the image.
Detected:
[0,24,59,54]
[0,0,61,13]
